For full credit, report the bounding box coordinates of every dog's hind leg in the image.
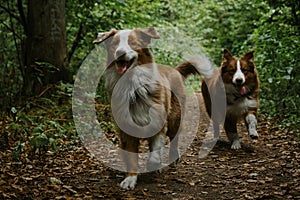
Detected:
[224,117,241,149]
[166,112,180,165]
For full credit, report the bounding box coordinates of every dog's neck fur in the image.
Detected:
[105,54,159,126]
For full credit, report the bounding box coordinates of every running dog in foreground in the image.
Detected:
[93,27,204,190]
[180,49,260,149]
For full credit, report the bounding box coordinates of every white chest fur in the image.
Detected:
[226,97,257,118]
[107,64,166,137]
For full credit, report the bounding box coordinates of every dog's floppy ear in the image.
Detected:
[139,27,160,39]
[135,27,160,44]
[93,29,117,44]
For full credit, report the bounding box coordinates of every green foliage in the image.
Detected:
[2,82,76,159]
[166,0,300,131]
[247,0,300,130]
[0,1,25,110]
[12,142,25,161]
[66,0,174,71]
[29,133,55,153]
[168,0,264,63]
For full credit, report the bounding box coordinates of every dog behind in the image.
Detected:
[179,49,259,149]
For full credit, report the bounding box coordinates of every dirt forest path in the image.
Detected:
[1,94,299,199]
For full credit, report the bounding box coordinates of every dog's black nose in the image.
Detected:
[235,78,243,84]
[116,49,126,58]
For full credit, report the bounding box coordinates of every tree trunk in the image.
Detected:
[23,0,69,96]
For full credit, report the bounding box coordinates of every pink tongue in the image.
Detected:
[116,65,127,75]
[240,86,246,95]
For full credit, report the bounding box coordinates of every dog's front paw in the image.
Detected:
[246,114,258,139]
[248,128,259,139]
[120,175,137,190]
[231,139,241,150]
[146,160,162,172]
[146,150,162,172]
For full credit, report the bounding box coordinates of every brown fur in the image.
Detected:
[116,64,184,174]
[94,27,197,189]
[177,49,259,149]
[202,49,259,149]
[176,61,200,78]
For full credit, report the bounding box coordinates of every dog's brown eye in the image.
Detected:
[129,40,137,46]
[111,40,118,46]
[229,69,235,75]
[242,69,249,74]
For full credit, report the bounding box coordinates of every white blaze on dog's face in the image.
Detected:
[233,60,246,85]
[115,30,138,62]
[93,27,160,75]
[112,30,138,75]
[221,49,256,96]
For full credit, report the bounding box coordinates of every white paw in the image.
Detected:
[120,175,137,190]
[246,114,258,139]
[231,139,241,150]
[147,151,162,171]
[146,160,162,172]
[249,128,259,139]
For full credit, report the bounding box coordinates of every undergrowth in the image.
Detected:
[0,82,116,160]
[1,79,299,162]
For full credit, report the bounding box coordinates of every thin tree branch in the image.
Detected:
[0,21,22,40]
[67,22,84,63]
[0,4,22,24]
[7,0,24,80]
[17,0,28,36]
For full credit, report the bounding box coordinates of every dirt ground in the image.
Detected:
[1,95,299,199]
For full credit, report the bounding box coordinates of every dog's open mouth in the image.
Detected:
[235,85,247,96]
[115,58,135,75]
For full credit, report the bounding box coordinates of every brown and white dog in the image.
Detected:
[93,27,199,190]
[180,49,259,149]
